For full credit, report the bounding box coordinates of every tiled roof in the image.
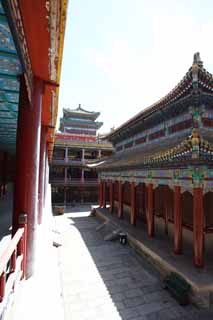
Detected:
[92,130,213,170]
[107,53,213,142]
[63,104,100,120]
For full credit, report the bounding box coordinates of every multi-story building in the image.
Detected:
[50,105,113,204]
[97,53,213,269]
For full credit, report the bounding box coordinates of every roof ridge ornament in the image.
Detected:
[191,52,203,90]
[193,52,203,68]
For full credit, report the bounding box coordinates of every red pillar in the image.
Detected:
[2,152,8,195]
[13,76,43,279]
[130,182,136,225]
[174,186,182,254]
[43,149,49,208]
[164,188,169,235]
[64,187,67,205]
[38,126,47,225]
[109,180,114,213]
[164,187,170,235]
[118,181,123,218]
[193,187,204,267]
[99,180,103,207]
[65,167,68,184]
[141,183,146,216]
[102,180,106,208]
[43,148,47,207]
[147,183,154,237]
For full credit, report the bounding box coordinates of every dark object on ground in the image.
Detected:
[163,272,191,305]
[53,240,62,248]
[119,233,127,245]
[53,206,64,215]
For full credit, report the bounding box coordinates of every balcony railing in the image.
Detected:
[50,178,98,186]
[52,158,101,165]
[52,158,82,165]
[0,227,26,318]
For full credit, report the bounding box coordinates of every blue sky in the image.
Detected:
[59,0,213,133]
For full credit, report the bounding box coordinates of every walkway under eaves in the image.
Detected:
[55,206,213,320]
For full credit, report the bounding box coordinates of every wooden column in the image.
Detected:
[13,76,42,278]
[38,126,47,225]
[174,186,182,254]
[141,183,146,216]
[193,187,204,267]
[65,147,68,162]
[109,180,114,213]
[64,187,67,206]
[99,180,103,207]
[43,150,49,208]
[147,183,154,237]
[118,181,123,218]
[81,169,84,183]
[98,149,101,159]
[130,182,136,225]
[164,188,169,235]
[64,167,68,184]
[102,180,106,208]
[82,148,85,161]
[2,152,8,195]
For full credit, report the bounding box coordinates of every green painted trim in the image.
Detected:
[0,88,19,94]
[0,122,16,126]
[0,120,16,124]
[0,91,19,118]
[5,106,18,118]
[0,13,7,22]
[0,115,15,121]
[0,50,17,59]
[0,72,18,80]
[0,99,18,105]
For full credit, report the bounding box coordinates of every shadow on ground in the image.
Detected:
[57,207,213,320]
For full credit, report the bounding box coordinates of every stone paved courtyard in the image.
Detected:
[55,206,213,320]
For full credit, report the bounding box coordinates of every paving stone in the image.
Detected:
[114,301,126,310]
[125,288,143,298]
[119,307,140,319]
[111,292,124,302]
[144,291,174,304]
[124,296,146,308]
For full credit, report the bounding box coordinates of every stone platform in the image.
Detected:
[94,206,213,306]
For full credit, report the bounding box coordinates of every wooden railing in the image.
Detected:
[0,227,26,318]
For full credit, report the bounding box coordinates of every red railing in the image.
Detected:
[0,227,26,316]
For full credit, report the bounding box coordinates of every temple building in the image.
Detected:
[50,105,113,205]
[0,0,67,316]
[97,53,213,268]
